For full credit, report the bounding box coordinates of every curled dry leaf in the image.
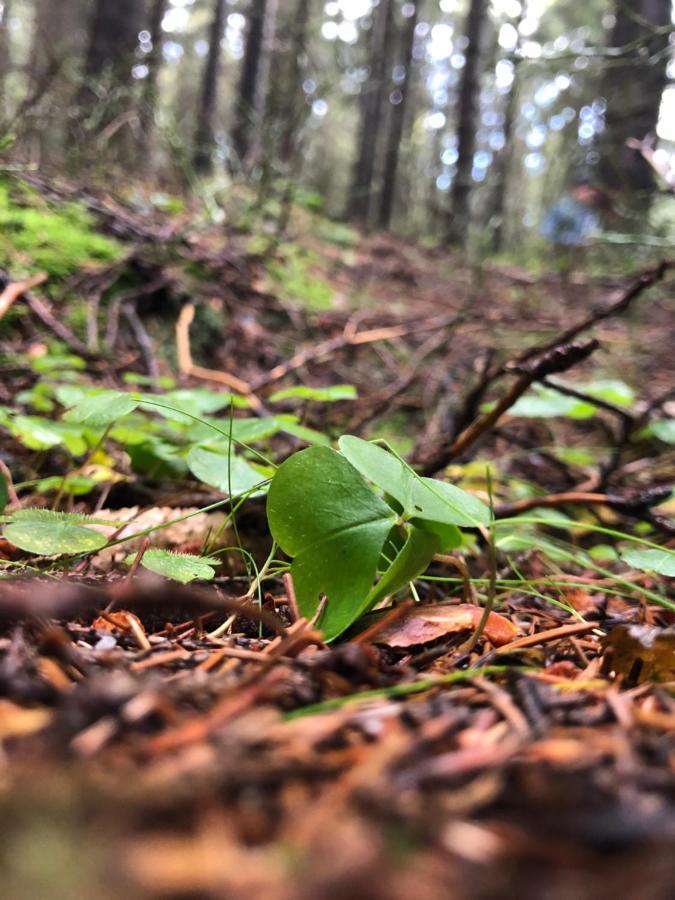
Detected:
[373,603,518,648]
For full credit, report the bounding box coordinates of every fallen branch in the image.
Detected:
[175,303,263,411]
[420,339,598,473]
[0,272,48,321]
[514,260,671,364]
[251,314,460,391]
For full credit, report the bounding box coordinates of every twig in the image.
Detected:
[420,339,599,472]
[514,261,671,364]
[175,302,262,410]
[0,272,47,320]
[0,459,20,507]
[122,303,159,379]
[352,598,415,644]
[251,315,459,391]
[349,330,454,433]
[540,377,634,424]
[489,621,599,657]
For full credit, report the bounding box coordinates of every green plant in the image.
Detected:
[267,436,490,640]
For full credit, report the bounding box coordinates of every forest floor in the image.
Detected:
[0,176,674,898]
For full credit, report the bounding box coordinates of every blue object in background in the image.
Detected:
[540,197,600,246]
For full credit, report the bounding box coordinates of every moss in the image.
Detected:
[0,180,122,281]
[266,244,334,311]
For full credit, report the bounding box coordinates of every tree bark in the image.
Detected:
[82,0,143,89]
[232,0,270,166]
[446,0,489,245]
[349,0,395,225]
[0,0,12,116]
[277,0,312,164]
[598,0,671,212]
[377,0,419,229]
[140,0,169,157]
[193,0,227,173]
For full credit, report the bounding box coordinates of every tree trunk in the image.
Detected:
[489,7,524,252]
[71,0,144,160]
[0,0,13,117]
[82,0,143,90]
[598,0,671,213]
[446,0,489,245]
[377,0,419,230]
[277,0,312,165]
[193,0,227,173]
[231,0,270,167]
[348,0,395,225]
[140,0,169,159]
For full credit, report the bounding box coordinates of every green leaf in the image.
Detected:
[267,446,397,640]
[273,415,332,446]
[582,379,635,407]
[35,475,97,497]
[31,354,86,373]
[125,549,217,584]
[621,547,675,577]
[338,435,490,528]
[645,420,675,444]
[508,386,595,419]
[2,508,118,526]
[4,521,107,556]
[63,391,138,428]
[338,435,414,509]
[269,384,357,403]
[186,446,270,496]
[0,469,8,514]
[185,416,282,444]
[127,440,187,480]
[365,525,440,609]
[9,415,88,453]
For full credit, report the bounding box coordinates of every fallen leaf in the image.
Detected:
[564,589,598,615]
[374,603,518,648]
[92,610,145,634]
[0,699,52,739]
[602,624,675,685]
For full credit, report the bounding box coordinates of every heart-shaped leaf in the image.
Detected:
[267,446,397,640]
[338,435,490,528]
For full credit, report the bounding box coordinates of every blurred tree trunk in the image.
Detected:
[0,0,12,117]
[78,0,144,144]
[598,0,671,213]
[377,0,419,230]
[446,0,488,245]
[489,7,524,251]
[277,0,312,165]
[139,0,168,161]
[82,0,143,91]
[349,0,395,225]
[21,0,87,162]
[193,0,227,173]
[232,0,272,167]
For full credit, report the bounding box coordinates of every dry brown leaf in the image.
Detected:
[602,624,675,685]
[374,603,518,648]
[0,699,53,739]
[565,589,599,615]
